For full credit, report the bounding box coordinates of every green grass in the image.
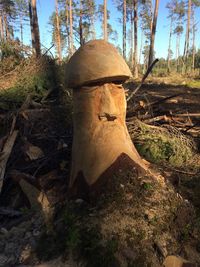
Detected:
[0,56,59,110]
[186,79,200,88]
[132,121,196,168]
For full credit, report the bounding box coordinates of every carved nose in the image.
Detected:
[99,86,118,120]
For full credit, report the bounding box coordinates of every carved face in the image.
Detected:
[70,83,146,187]
[73,83,126,128]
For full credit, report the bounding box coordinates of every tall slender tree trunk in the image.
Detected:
[130,8,134,70]
[123,0,126,59]
[29,0,34,49]
[69,0,74,55]
[176,34,178,71]
[148,0,160,68]
[79,0,84,46]
[29,0,41,57]
[0,13,4,41]
[133,0,138,78]
[66,0,70,52]
[183,0,191,64]
[20,12,23,45]
[139,30,143,67]
[192,5,195,71]
[89,0,96,39]
[103,0,107,41]
[3,14,10,41]
[55,0,62,63]
[150,0,153,32]
[167,15,173,73]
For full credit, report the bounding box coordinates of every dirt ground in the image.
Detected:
[0,79,200,267]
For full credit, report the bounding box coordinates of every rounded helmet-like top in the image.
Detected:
[65,39,132,88]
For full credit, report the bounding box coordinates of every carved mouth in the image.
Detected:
[99,113,117,121]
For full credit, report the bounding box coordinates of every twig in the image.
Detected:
[127,58,159,102]
[42,44,54,57]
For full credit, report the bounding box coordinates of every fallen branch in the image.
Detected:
[0,130,19,193]
[143,115,170,124]
[173,113,200,117]
[0,207,22,217]
[127,93,181,118]
[127,58,159,102]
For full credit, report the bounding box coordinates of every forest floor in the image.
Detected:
[0,62,200,267]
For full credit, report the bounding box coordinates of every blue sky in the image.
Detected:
[19,0,200,60]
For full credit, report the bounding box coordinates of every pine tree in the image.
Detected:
[15,0,29,45]
[0,0,15,41]
[148,0,160,67]
[166,0,177,73]
[98,4,117,41]
[173,0,185,71]
[139,0,153,70]
[104,0,107,40]
[55,0,62,63]
[29,0,41,57]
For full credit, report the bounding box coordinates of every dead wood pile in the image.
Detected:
[0,91,72,230]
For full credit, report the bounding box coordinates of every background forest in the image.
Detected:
[0,0,200,77]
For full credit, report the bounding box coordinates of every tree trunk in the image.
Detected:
[65,0,70,52]
[123,0,126,59]
[176,34,179,72]
[148,0,159,68]
[29,0,41,57]
[192,5,195,71]
[79,0,84,46]
[69,0,74,55]
[150,0,153,32]
[103,0,107,41]
[29,0,34,49]
[20,12,23,45]
[133,0,138,78]
[139,30,143,67]
[167,15,173,73]
[89,0,96,39]
[0,13,4,41]
[55,0,62,63]
[130,8,134,70]
[3,14,10,41]
[183,0,191,65]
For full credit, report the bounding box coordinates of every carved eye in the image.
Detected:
[110,86,124,95]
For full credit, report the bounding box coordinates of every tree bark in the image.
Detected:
[69,0,74,55]
[89,0,96,39]
[130,7,134,70]
[79,0,84,46]
[167,15,173,73]
[29,0,41,57]
[148,0,159,68]
[123,0,126,59]
[3,14,10,41]
[139,30,143,67]
[55,0,62,63]
[0,13,4,41]
[65,0,70,52]
[103,0,107,41]
[183,0,191,64]
[20,12,23,45]
[133,0,138,78]
[192,5,195,71]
